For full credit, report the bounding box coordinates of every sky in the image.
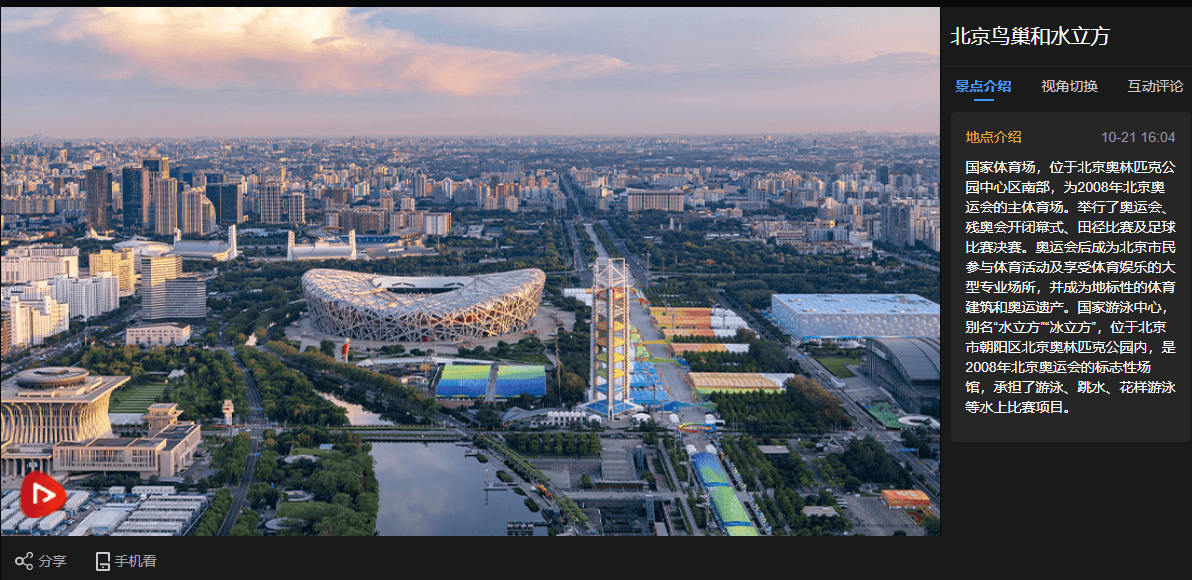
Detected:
[1,7,939,139]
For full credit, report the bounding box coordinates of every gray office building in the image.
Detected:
[122,166,146,230]
[85,166,112,232]
[204,183,243,225]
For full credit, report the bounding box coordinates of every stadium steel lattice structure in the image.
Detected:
[302,268,545,343]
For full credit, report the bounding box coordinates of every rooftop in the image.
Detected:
[129,322,191,331]
[772,293,939,314]
[170,239,230,255]
[868,337,941,380]
[2,369,128,401]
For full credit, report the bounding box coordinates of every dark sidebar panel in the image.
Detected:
[943,7,1191,539]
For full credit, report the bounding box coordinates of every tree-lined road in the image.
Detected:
[217,351,267,536]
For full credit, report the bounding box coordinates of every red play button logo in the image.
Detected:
[20,471,66,519]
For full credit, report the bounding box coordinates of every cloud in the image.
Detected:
[848,51,940,67]
[756,8,939,67]
[0,7,65,33]
[372,7,585,30]
[39,7,625,96]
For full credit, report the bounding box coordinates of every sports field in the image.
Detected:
[108,384,168,414]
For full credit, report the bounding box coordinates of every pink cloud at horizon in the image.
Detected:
[48,7,627,96]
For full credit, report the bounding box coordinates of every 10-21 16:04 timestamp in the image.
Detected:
[1103,131,1177,143]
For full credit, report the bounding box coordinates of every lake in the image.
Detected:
[370,442,548,536]
[316,390,547,535]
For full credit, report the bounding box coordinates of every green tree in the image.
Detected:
[843,475,863,493]
[229,509,262,536]
[925,517,941,536]
[320,340,337,359]
[643,429,658,446]
[580,474,594,489]
[643,471,657,491]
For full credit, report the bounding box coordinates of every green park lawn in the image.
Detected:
[815,357,863,378]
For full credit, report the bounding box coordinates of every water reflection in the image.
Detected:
[370,443,547,536]
[316,390,394,426]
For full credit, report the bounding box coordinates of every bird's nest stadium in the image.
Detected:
[302,268,546,342]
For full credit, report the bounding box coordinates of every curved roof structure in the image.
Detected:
[14,367,90,389]
[113,240,171,255]
[170,241,232,260]
[303,268,545,342]
[867,337,940,381]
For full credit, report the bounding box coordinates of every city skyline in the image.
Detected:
[2,7,940,139]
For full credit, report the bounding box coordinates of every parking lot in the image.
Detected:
[844,496,923,536]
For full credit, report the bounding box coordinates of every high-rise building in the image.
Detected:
[205,183,243,225]
[142,157,168,175]
[628,190,685,212]
[387,212,408,234]
[85,166,113,232]
[88,248,136,297]
[477,184,491,209]
[434,183,453,204]
[3,244,79,259]
[284,193,305,225]
[259,181,284,223]
[140,254,182,288]
[140,255,182,320]
[182,171,206,190]
[178,188,206,235]
[413,169,428,198]
[50,273,120,320]
[353,182,369,200]
[122,166,147,230]
[423,212,452,236]
[201,195,217,234]
[3,295,70,347]
[1,279,53,302]
[881,200,937,248]
[154,177,179,236]
[262,166,286,184]
[143,157,169,232]
[405,211,424,232]
[2,245,79,284]
[160,276,206,320]
[0,309,10,357]
[327,208,387,235]
[323,187,349,206]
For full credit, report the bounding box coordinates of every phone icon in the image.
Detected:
[96,552,110,572]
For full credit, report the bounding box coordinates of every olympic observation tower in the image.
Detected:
[590,258,634,423]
